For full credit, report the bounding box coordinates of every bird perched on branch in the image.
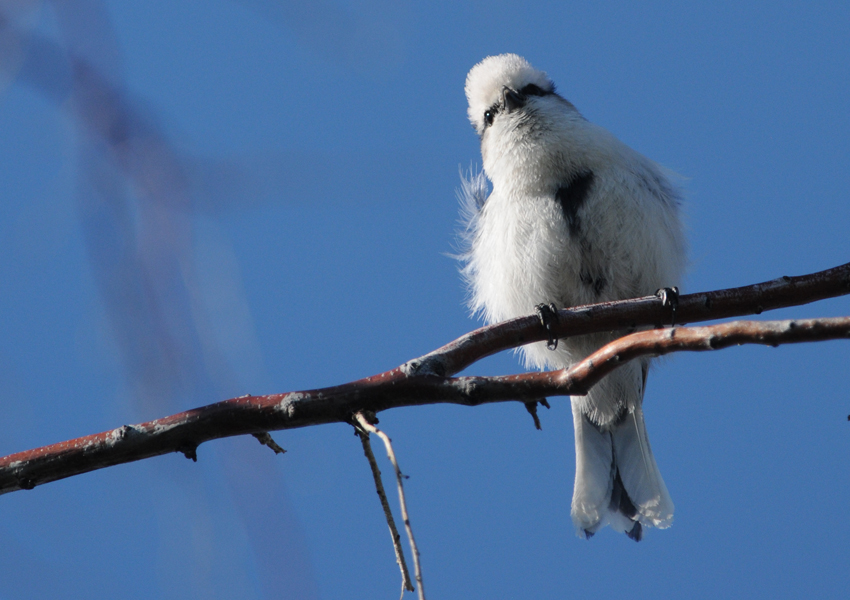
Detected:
[459,54,686,541]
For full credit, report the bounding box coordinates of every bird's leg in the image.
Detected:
[655,286,680,327]
[535,303,560,350]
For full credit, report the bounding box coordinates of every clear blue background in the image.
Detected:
[1,1,849,598]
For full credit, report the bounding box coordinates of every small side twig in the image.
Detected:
[524,401,542,430]
[523,399,551,430]
[355,423,414,597]
[355,412,426,600]
[253,432,286,455]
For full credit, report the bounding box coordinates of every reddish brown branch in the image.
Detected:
[1,265,849,496]
[409,262,850,378]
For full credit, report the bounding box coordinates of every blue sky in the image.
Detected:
[1,1,849,598]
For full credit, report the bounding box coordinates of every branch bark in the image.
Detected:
[1,263,848,496]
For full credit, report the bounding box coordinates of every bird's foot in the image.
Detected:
[655,286,680,327]
[535,303,560,350]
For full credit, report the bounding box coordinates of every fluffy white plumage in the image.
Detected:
[459,54,687,540]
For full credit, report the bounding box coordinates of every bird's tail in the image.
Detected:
[570,400,673,541]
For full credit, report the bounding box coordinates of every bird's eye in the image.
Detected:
[484,104,499,127]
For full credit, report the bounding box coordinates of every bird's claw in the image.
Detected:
[535,303,560,350]
[655,286,680,326]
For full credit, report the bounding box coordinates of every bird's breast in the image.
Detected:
[471,188,580,323]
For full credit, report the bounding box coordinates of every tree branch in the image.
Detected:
[409,261,850,378]
[1,264,848,496]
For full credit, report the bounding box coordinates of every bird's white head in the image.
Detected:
[465,54,588,189]
[464,54,555,136]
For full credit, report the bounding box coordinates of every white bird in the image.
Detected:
[459,54,686,541]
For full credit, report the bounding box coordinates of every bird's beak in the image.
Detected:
[502,87,525,112]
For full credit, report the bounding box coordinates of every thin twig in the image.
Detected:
[252,432,286,455]
[355,424,414,596]
[524,401,543,430]
[355,413,426,600]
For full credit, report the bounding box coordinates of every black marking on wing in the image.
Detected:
[578,266,608,298]
[579,267,607,296]
[555,171,594,237]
